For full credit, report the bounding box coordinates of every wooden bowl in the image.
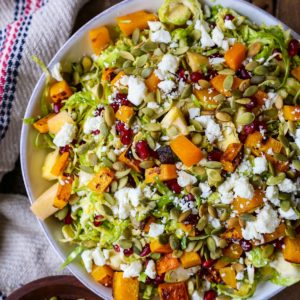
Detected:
[7,276,102,300]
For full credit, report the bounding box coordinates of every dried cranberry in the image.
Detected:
[245,97,257,110]
[145,277,153,285]
[204,290,217,300]
[185,193,195,202]
[91,129,100,135]
[123,248,134,256]
[93,215,104,227]
[135,140,150,160]
[64,211,73,225]
[207,149,223,162]
[202,259,215,269]
[206,69,218,80]
[243,122,256,135]
[140,243,151,257]
[59,145,71,154]
[110,102,120,113]
[209,22,216,29]
[209,53,223,59]
[116,92,128,103]
[113,244,120,252]
[240,239,252,252]
[236,66,251,79]
[94,106,104,116]
[120,129,133,145]
[239,133,247,143]
[116,121,126,133]
[183,214,199,225]
[288,39,300,57]
[256,120,267,132]
[224,14,235,21]
[79,140,86,145]
[53,101,63,113]
[191,71,204,83]
[273,239,283,250]
[177,68,188,81]
[166,179,182,194]
[272,48,282,61]
[154,274,165,286]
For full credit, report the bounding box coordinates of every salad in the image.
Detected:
[28,0,300,299]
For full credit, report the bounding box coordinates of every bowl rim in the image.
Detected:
[20,0,299,299]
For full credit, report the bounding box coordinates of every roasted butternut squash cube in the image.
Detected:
[111,71,125,85]
[157,254,180,275]
[51,152,69,177]
[145,71,161,92]
[264,223,286,243]
[254,90,268,106]
[223,243,243,259]
[101,68,116,82]
[225,43,247,71]
[220,267,237,289]
[145,164,177,183]
[283,235,300,264]
[232,190,264,214]
[118,150,140,172]
[193,88,219,111]
[150,239,172,254]
[115,105,134,123]
[88,167,114,193]
[291,66,300,82]
[89,26,111,55]
[50,80,73,103]
[221,217,243,240]
[33,113,55,133]
[179,223,196,237]
[113,272,139,300]
[143,216,156,233]
[260,137,282,154]
[53,175,73,209]
[210,75,242,97]
[283,105,300,121]
[91,265,113,287]
[221,143,243,173]
[116,11,157,36]
[180,251,201,269]
[158,282,189,300]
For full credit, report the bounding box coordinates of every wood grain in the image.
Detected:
[251,0,274,14]
[276,0,300,33]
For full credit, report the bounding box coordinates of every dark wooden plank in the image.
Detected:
[251,0,275,14]
[275,0,300,33]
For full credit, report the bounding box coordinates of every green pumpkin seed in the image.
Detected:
[159,234,169,245]
[274,153,288,162]
[207,169,222,185]
[119,239,132,249]
[266,173,286,185]
[216,111,231,122]
[88,153,98,166]
[181,84,192,99]
[210,248,222,260]
[118,176,128,189]
[259,79,280,89]
[190,187,200,197]
[236,112,255,125]
[208,205,217,218]
[197,216,208,231]
[141,41,158,52]
[169,235,180,250]
[211,227,225,235]
[278,135,290,148]
[104,106,115,127]
[107,151,116,163]
[141,67,154,79]
[262,244,274,258]
[143,123,161,131]
[104,193,115,205]
[80,165,94,173]
[172,250,183,258]
[124,67,135,75]
[188,280,195,295]
[136,54,148,68]
[268,161,276,176]
[202,161,222,169]
[112,161,126,171]
[139,160,155,169]
[254,65,268,76]
[248,42,262,57]
[223,75,234,91]
[170,208,180,220]
[81,56,93,73]
[166,126,179,137]
[102,157,113,168]
[243,85,258,97]
[115,168,131,179]
[250,75,265,85]
[292,160,300,172]
[111,181,118,193]
[190,119,203,131]
[62,225,75,240]
[191,133,202,145]
[235,98,251,105]
[123,60,132,69]
[263,108,278,119]
[119,50,135,61]
[207,236,216,253]
[219,210,229,221]
[102,204,113,216]
[99,122,109,137]
[146,135,156,150]
[186,241,197,252]
[275,95,283,109]
[245,60,258,71]
[218,68,235,75]
[280,200,291,212]
[172,46,189,55]
[213,94,226,102]
[132,28,140,44]
[178,210,192,222]
[198,79,211,89]
[218,239,228,249]
[240,213,256,222]
[239,79,250,92]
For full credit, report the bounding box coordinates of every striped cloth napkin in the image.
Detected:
[0,0,91,296]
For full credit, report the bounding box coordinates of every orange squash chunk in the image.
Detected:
[145,72,160,92]
[113,272,139,300]
[87,167,114,193]
[223,243,243,259]
[220,267,237,289]
[101,68,116,81]
[260,137,282,154]
[283,235,300,264]
[254,90,268,106]
[210,75,242,97]
[179,223,196,237]
[193,88,220,110]
[116,11,157,36]
[283,105,300,121]
[214,257,231,270]
[118,150,140,173]
[143,216,156,233]
[115,105,134,123]
[51,152,69,177]
[91,265,114,287]
[89,26,111,55]
[158,282,189,300]
[50,80,73,103]
[222,217,243,240]
[291,66,300,82]
[221,143,243,173]
[150,239,172,254]
[111,71,125,85]
[180,251,201,269]
[225,43,247,71]
[145,164,177,184]
[157,254,180,275]
[33,113,55,133]
[232,190,264,214]
[264,223,286,243]
[53,175,73,209]
[170,135,203,167]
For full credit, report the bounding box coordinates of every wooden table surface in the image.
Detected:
[0,0,299,299]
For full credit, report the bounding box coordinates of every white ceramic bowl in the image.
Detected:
[20,0,299,299]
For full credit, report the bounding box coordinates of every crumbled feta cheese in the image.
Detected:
[238,159,252,175]
[278,178,297,193]
[279,207,299,220]
[211,26,224,47]
[78,171,93,187]
[295,128,300,149]
[199,182,211,198]
[148,21,161,31]
[53,123,76,147]
[224,20,236,30]
[191,291,204,300]
[188,107,201,119]
[92,248,106,266]
[199,23,215,48]
[151,29,171,44]
[127,76,147,106]
[195,115,222,143]
[144,260,156,279]
[127,186,143,207]
[83,116,102,134]
[242,221,263,241]
[265,186,280,206]
[264,92,277,109]
[253,156,268,174]
[209,57,225,65]
[148,223,165,237]
[247,265,255,284]
[209,215,221,228]
[156,54,179,79]
[234,176,254,199]
[50,62,63,81]
[236,271,244,281]
[81,250,93,273]
[147,102,159,109]
[177,171,197,187]
[218,173,237,204]
[158,80,176,94]
[121,261,142,278]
